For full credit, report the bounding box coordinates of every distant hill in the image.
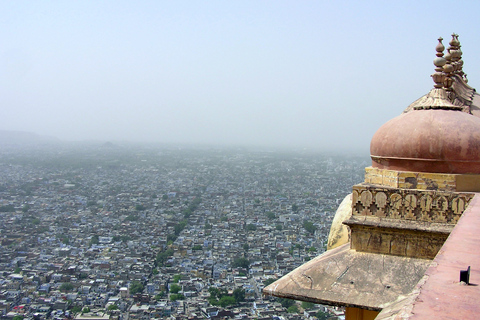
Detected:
[0,130,59,146]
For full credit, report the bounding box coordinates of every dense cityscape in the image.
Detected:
[0,142,368,320]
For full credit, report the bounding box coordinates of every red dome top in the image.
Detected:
[370,109,480,174]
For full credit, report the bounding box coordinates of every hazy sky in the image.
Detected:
[1,1,480,152]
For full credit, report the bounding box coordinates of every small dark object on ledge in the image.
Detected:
[460,266,471,284]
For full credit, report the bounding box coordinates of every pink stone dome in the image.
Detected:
[370,109,480,174]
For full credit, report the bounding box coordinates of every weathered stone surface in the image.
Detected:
[352,184,473,224]
[345,216,451,259]
[376,194,480,319]
[327,194,352,250]
[374,275,428,320]
[408,194,480,320]
[263,243,432,311]
[404,75,476,115]
[370,109,480,174]
[364,167,480,192]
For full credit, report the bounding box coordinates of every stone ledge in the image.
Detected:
[263,243,432,311]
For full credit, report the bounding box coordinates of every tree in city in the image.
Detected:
[264,278,276,287]
[219,296,236,307]
[170,284,181,294]
[60,282,74,292]
[287,305,299,313]
[183,197,202,218]
[277,297,295,308]
[129,281,144,295]
[208,286,240,307]
[233,288,245,303]
[301,301,315,309]
[208,287,227,299]
[232,257,250,270]
[266,211,276,220]
[166,234,177,243]
[0,205,15,212]
[303,220,316,234]
[316,310,331,320]
[90,235,99,246]
[156,248,174,266]
[59,235,69,245]
[71,306,82,314]
[112,235,131,242]
[107,304,118,311]
[174,220,187,235]
[170,293,185,301]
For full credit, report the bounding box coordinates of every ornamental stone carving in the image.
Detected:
[352,184,473,224]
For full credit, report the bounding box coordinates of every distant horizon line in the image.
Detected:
[0,129,370,156]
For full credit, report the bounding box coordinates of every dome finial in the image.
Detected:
[408,37,461,111]
[432,37,446,89]
[404,35,470,113]
[448,34,460,73]
[455,33,467,82]
[443,39,454,90]
[447,33,468,83]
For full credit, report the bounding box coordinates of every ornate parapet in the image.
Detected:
[352,183,473,224]
[347,183,474,259]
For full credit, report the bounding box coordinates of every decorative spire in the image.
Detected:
[404,34,470,113]
[443,49,453,90]
[432,37,446,89]
[448,34,461,74]
[455,34,467,82]
[409,37,461,111]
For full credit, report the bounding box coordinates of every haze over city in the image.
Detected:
[1,1,480,152]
